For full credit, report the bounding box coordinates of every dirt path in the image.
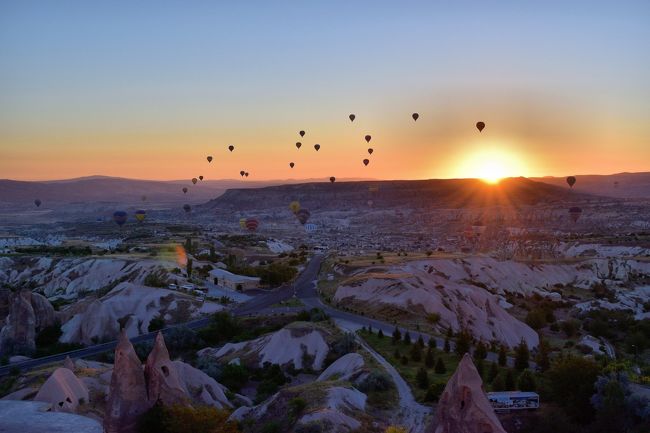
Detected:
[335,319,432,433]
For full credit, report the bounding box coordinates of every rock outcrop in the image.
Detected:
[172,361,231,408]
[432,353,506,433]
[317,353,365,382]
[0,290,56,356]
[144,332,190,406]
[104,330,151,433]
[33,367,89,413]
[63,355,76,371]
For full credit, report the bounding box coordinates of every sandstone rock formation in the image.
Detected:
[317,352,365,382]
[103,330,151,433]
[63,355,76,371]
[33,367,89,413]
[144,332,188,406]
[0,290,56,356]
[172,360,231,408]
[432,353,506,433]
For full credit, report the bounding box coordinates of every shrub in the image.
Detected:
[148,315,165,332]
[434,357,446,374]
[424,382,446,402]
[138,403,237,433]
[358,371,393,393]
[416,367,429,389]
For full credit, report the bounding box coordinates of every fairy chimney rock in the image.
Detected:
[103,330,151,433]
[144,332,189,406]
[432,353,507,433]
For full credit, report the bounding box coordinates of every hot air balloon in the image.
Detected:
[365,135,371,143]
[244,172,249,177]
[329,176,336,183]
[412,113,419,121]
[183,204,191,213]
[289,201,300,214]
[367,148,373,155]
[192,178,198,185]
[289,162,295,168]
[182,187,188,194]
[295,209,311,225]
[239,218,247,229]
[34,199,41,207]
[476,121,485,132]
[566,176,576,188]
[295,142,302,149]
[349,114,355,122]
[207,156,213,163]
[363,159,370,166]
[199,175,204,181]
[245,218,259,232]
[569,206,582,223]
[228,145,234,152]
[299,130,305,137]
[314,144,320,151]
[113,211,128,226]
[240,171,245,177]
[135,209,146,222]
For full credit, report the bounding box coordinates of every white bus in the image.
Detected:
[487,391,539,411]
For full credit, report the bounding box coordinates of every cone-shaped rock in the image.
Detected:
[104,330,151,433]
[63,355,75,372]
[432,353,506,433]
[144,332,189,406]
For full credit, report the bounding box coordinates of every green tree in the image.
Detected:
[416,367,429,389]
[514,339,529,371]
[428,338,437,349]
[410,343,422,362]
[505,369,515,390]
[148,315,165,332]
[434,357,446,374]
[186,258,193,278]
[425,348,435,368]
[416,335,425,348]
[378,329,384,339]
[403,331,411,345]
[487,363,499,383]
[392,327,401,345]
[454,329,472,356]
[535,338,551,372]
[517,369,537,391]
[546,356,600,423]
[473,341,487,362]
[498,344,507,367]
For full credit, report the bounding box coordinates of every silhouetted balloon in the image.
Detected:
[207,156,213,163]
[569,206,582,223]
[113,211,128,226]
[289,201,301,214]
[183,204,191,213]
[245,218,259,232]
[34,199,41,207]
[135,209,146,222]
[192,178,198,185]
[228,145,234,152]
[296,208,311,225]
[566,176,576,188]
[363,159,370,166]
[367,148,373,155]
[349,114,355,122]
[240,171,245,177]
[244,172,249,177]
[365,135,371,143]
[299,130,305,137]
[289,162,295,168]
[314,144,320,151]
[182,187,188,194]
[412,113,419,121]
[476,121,485,132]
[199,175,204,181]
[329,176,336,183]
[295,142,302,149]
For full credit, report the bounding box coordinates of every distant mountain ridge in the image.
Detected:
[203,177,598,212]
[532,172,650,198]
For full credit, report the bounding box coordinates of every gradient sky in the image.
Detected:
[1,1,649,181]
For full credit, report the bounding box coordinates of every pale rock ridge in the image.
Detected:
[33,367,89,413]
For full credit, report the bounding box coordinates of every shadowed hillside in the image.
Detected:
[203,177,598,212]
[532,172,650,199]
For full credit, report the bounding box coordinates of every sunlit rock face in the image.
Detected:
[432,353,506,433]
